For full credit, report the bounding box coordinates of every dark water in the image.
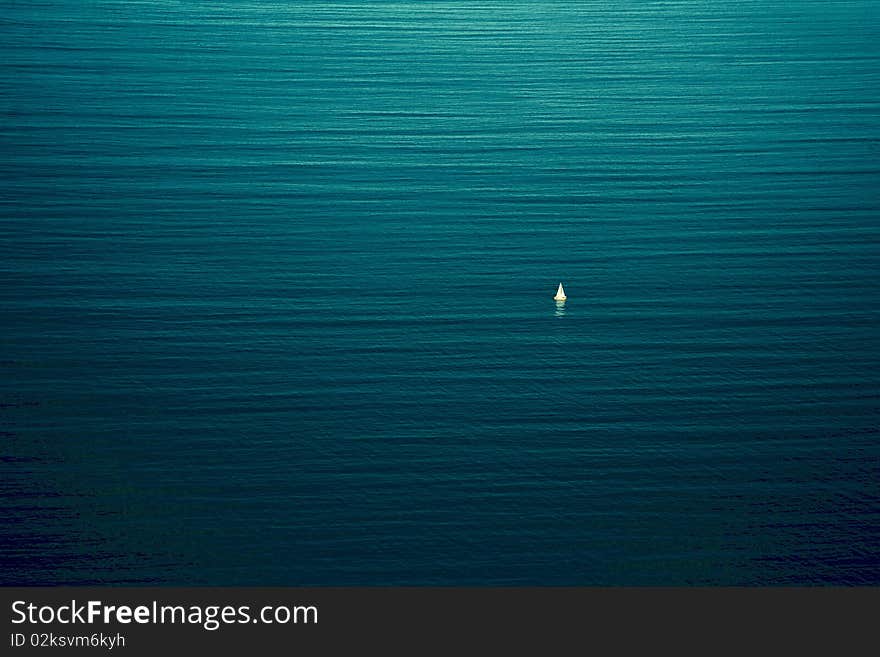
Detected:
[1,1,879,585]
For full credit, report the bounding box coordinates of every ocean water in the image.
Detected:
[1,0,878,585]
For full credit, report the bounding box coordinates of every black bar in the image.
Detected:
[2,587,877,654]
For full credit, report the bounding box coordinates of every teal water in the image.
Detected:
[1,0,879,585]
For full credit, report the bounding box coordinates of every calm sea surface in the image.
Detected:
[1,1,878,585]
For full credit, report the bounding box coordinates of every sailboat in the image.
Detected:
[553,282,567,301]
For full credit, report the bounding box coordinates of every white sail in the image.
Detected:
[554,282,567,301]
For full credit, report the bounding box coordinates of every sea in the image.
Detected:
[1,0,878,585]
